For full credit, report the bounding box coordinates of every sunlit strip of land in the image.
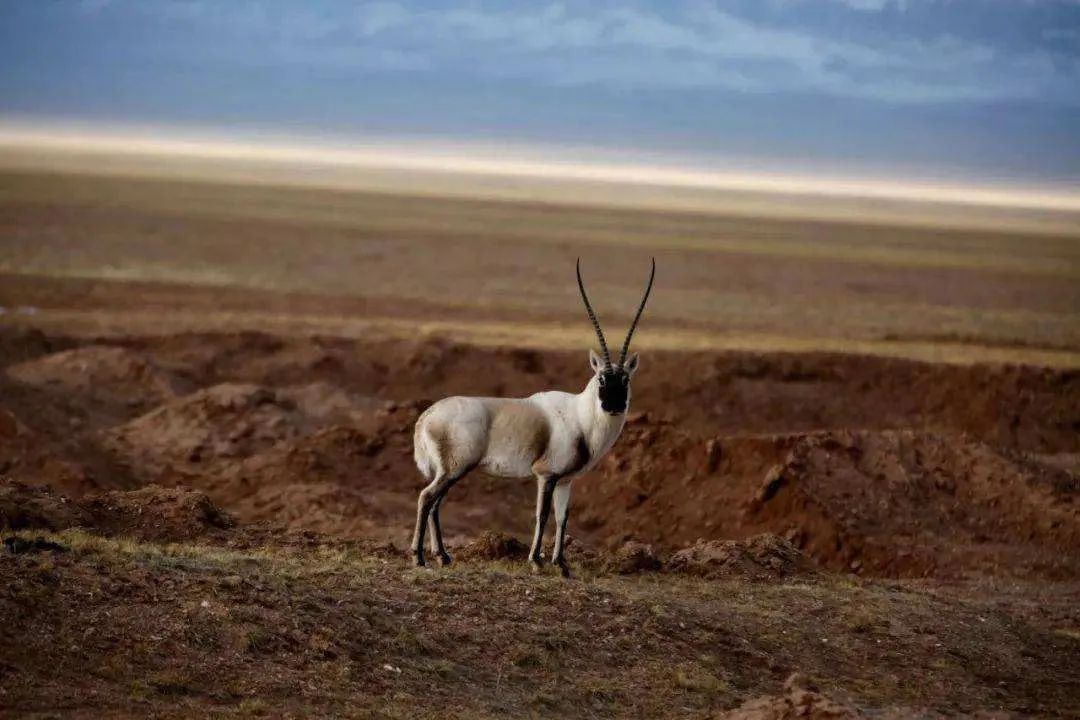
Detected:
[5,309,1080,370]
[1,122,1078,234]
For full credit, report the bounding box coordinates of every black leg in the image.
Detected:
[413,471,466,568]
[411,480,439,567]
[428,493,452,565]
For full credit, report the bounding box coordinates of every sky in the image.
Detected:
[1,1,1079,186]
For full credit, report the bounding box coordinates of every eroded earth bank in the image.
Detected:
[2,327,1079,718]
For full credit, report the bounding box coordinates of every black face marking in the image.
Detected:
[597,368,630,415]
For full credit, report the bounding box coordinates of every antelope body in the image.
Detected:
[410,259,655,576]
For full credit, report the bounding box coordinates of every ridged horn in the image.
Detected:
[618,258,655,366]
[576,258,611,369]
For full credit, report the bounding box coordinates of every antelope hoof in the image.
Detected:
[412,554,426,568]
[529,557,545,574]
[436,552,453,567]
[555,559,572,579]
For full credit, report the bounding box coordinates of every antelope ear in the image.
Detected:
[623,352,640,376]
[588,348,605,373]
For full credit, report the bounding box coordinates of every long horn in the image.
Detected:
[576,258,611,368]
[619,257,656,365]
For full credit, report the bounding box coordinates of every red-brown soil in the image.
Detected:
[7,344,192,411]
[1,481,234,543]
[580,422,1080,579]
[3,328,1078,578]
[2,326,1079,718]
[666,535,813,581]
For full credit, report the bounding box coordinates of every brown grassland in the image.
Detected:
[1,168,1078,363]
[1,165,1079,718]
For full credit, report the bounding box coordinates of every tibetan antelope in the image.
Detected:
[411,258,656,577]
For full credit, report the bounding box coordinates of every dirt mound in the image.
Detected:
[575,418,797,551]
[578,422,1080,579]
[685,354,1080,455]
[0,480,91,531]
[224,425,387,487]
[743,431,1080,578]
[223,482,378,537]
[277,382,383,422]
[3,328,1079,580]
[456,530,529,562]
[667,535,812,580]
[120,332,1080,454]
[201,423,411,535]
[80,486,235,542]
[198,404,536,545]
[92,384,525,544]
[605,540,662,574]
[6,345,190,411]
[0,373,140,495]
[717,674,864,719]
[0,408,100,498]
[117,331,402,398]
[102,383,308,482]
[0,480,232,542]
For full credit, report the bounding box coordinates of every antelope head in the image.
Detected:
[576,257,656,416]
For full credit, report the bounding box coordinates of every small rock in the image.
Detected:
[456,531,529,562]
[666,534,811,580]
[718,672,862,719]
[606,541,662,574]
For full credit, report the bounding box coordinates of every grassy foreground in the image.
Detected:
[3,529,1079,719]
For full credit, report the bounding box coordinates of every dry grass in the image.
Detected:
[9,306,1080,368]
[2,169,1079,365]
[3,528,1079,718]
[2,169,1077,278]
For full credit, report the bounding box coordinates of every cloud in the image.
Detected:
[335,2,1077,103]
[79,0,114,14]
[72,1,1080,105]
[832,0,892,10]
[355,2,411,36]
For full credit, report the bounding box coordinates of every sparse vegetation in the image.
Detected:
[2,170,1078,365]
[3,528,1078,717]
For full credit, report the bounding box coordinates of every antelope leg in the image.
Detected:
[529,476,558,570]
[551,480,573,578]
[428,491,453,565]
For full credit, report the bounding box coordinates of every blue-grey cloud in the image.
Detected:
[1,1,1078,182]
[70,0,1076,104]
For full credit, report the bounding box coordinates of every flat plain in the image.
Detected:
[1,167,1078,364]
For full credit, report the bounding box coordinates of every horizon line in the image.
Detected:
[1,120,1079,214]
